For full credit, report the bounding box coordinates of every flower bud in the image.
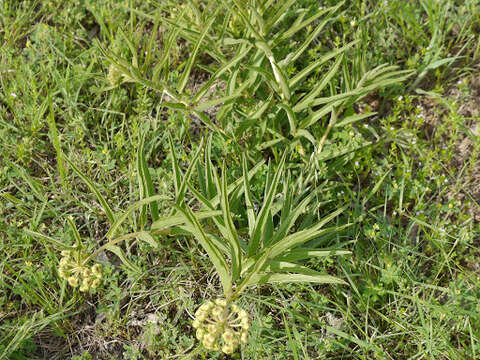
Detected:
[238,309,247,319]
[82,268,92,278]
[196,311,206,322]
[107,64,123,86]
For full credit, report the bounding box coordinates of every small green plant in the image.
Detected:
[135,136,351,354]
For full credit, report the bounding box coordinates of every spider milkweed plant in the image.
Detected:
[147,136,351,352]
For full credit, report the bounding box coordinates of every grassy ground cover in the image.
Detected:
[1,0,479,359]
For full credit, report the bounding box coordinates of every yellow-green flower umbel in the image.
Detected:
[58,249,103,292]
[192,298,249,354]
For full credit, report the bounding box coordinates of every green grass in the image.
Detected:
[1,0,479,359]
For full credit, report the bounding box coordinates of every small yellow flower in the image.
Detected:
[215,298,227,307]
[196,328,205,340]
[222,329,234,342]
[203,334,216,346]
[192,319,201,329]
[240,331,248,344]
[207,324,217,334]
[80,279,90,292]
[240,318,249,330]
[211,306,223,318]
[91,279,101,289]
[222,344,234,354]
[68,275,79,287]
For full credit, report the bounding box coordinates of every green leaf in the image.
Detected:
[253,273,346,285]
[66,217,82,248]
[299,100,343,130]
[24,229,77,251]
[106,245,141,273]
[136,231,159,249]
[425,56,459,70]
[293,54,344,112]
[64,156,115,225]
[177,11,218,94]
[220,163,242,280]
[174,204,232,295]
[192,44,253,104]
[267,208,350,259]
[177,139,204,206]
[335,112,377,128]
[290,40,359,88]
[280,4,342,66]
[248,152,286,256]
[107,195,169,240]
[168,133,182,199]
[151,210,222,231]
[137,136,159,223]
[276,248,351,262]
[242,155,256,237]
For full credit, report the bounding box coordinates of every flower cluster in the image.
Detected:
[58,250,102,292]
[193,299,249,354]
[106,64,134,86]
[107,64,123,86]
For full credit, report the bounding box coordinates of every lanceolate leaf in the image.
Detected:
[177,11,218,94]
[252,273,346,285]
[276,248,351,262]
[64,156,115,225]
[25,230,77,251]
[106,195,169,240]
[247,152,286,257]
[243,155,256,237]
[151,210,222,231]
[137,136,159,223]
[174,204,232,295]
[220,163,242,280]
[267,209,350,259]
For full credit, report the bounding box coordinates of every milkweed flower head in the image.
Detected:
[58,250,103,292]
[193,298,249,354]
